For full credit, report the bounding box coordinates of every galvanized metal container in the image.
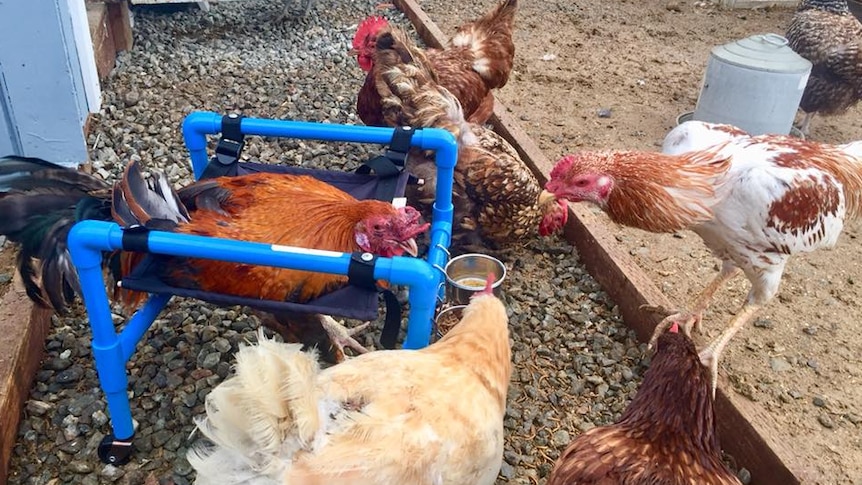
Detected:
[692,33,812,136]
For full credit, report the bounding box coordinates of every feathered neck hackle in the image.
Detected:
[372,28,475,148]
[432,295,512,409]
[568,150,731,233]
[620,331,722,455]
[797,0,851,14]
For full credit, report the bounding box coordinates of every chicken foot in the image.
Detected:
[320,315,371,362]
[643,265,741,350]
[798,112,815,138]
[698,303,762,398]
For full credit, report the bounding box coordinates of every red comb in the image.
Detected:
[352,16,389,50]
[480,273,496,296]
[669,322,680,334]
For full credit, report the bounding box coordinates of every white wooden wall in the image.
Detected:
[0,0,101,167]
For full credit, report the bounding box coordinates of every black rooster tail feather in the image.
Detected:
[0,156,113,311]
[113,160,190,230]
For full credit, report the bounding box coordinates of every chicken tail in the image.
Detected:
[188,330,323,483]
[112,159,191,230]
[0,156,114,311]
[373,28,476,147]
[450,0,518,89]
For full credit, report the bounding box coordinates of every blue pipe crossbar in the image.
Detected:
[69,112,458,445]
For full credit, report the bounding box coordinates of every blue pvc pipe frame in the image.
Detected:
[67,111,457,442]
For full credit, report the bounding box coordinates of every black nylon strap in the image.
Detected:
[356,126,417,201]
[121,225,150,253]
[347,252,378,290]
[347,252,403,349]
[378,289,402,350]
[222,113,243,142]
[202,114,245,179]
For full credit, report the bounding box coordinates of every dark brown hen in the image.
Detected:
[352,0,518,128]
[786,0,862,136]
[546,324,741,485]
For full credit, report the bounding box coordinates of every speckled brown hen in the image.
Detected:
[370,28,567,251]
[546,324,742,485]
[544,131,862,393]
[786,0,862,136]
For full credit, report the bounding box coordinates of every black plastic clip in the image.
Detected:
[203,114,245,179]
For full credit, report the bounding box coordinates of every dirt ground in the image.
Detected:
[421,0,862,483]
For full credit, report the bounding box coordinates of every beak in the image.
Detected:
[399,238,419,257]
[348,48,359,56]
[538,189,556,206]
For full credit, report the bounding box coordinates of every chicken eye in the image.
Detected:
[575,179,589,187]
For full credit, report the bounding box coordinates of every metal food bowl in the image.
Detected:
[434,304,467,339]
[676,111,804,139]
[443,253,507,305]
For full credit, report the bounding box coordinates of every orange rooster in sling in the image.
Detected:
[0,157,428,362]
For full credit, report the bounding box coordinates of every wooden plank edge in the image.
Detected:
[391,0,803,483]
[0,275,53,483]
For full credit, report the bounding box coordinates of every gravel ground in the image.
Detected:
[7,1,652,483]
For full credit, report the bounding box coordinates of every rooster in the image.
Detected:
[370,28,567,251]
[546,323,742,485]
[187,274,512,485]
[786,0,862,136]
[0,157,428,362]
[351,0,518,127]
[542,128,862,393]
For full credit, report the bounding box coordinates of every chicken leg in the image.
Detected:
[320,315,371,362]
[254,310,371,364]
[643,264,741,350]
[798,112,815,137]
[698,303,762,397]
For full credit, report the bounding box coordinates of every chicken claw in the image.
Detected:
[320,316,371,362]
[644,308,703,350]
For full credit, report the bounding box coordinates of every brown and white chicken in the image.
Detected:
[370,27,567,251]
[543,120,862,392]
[786,0,862,136]
[187,276,512,485]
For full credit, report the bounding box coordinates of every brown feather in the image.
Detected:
[356,0,517,127]
[546,331,741,485]
[786,0,862,117]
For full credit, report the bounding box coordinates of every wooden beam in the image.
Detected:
[719,0,798,8]
[391,0,803,482]
[0,276,52,483]
[107,1,134,53]
[87,2,116,80]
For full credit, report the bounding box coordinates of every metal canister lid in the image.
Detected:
[710,33,812,73]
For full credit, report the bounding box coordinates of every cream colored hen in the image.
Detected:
[187,281,512,485]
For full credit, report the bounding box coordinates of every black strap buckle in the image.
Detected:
[357,126,418,201]
[202,114,245,179]
[215,138,244,166]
